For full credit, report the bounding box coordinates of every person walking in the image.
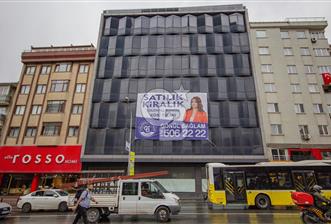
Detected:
[73,184,98,224]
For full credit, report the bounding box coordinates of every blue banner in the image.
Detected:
[135,91,208,141]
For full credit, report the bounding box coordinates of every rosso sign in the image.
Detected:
[11,154,66,164]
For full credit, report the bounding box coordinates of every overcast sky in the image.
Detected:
[0,0,330,83]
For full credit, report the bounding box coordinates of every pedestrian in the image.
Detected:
[73,184,98,224]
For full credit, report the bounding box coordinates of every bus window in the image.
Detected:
[213,168,223,190]
[246,172,270,190]
[317,172,331,189]
[268,171,293,189]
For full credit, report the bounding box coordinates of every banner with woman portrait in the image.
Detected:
[135,90,208,141]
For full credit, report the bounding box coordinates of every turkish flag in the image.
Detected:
[322,73,331,86]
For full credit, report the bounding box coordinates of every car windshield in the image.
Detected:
[56,190,68,196]
[153,181,169,193]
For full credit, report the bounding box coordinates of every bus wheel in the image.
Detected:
[255,194,271,209]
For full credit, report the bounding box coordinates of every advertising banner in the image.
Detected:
[0,145,82,173]
[135,91,208,140]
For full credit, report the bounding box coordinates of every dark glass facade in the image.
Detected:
[85,6,263,161]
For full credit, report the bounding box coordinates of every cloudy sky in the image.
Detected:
[0,0,330,83]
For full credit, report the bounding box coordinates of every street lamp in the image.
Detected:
[125,96,133,176]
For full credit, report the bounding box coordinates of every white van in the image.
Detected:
[74,179,180,223]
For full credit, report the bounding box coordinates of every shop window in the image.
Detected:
[321,152,331,160]
[291,151,313,161]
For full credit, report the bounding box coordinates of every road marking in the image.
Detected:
[7,212,299,218]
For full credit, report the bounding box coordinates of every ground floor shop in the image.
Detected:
[271,148,331,161]
[0,145,82,196]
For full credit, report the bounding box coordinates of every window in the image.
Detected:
[318,125,329,135]
[36,84,46,94]
[141,182,163,198]
[310,31,325,39]
[296,31,306,39]
[25,66,36,75]
[318,66,331,73]
[264,83,276,92]
[72,104,83,114]
[314,48,330,57]
[31,105,42,115]
[283,48,293,56]
[268,171,293,189]
[213,168,223,190]
[300,47,310,56]
[299,125,309,135]
[40,65,51,75]
[267,103,279,113]
[327,104,331,113]
[15,105,25,115]
[256,30,267,38]
[271,124,283,135]
[0,86,9,95]
[42,122,61,136]
[50,80,69,92]
[321,152,331,160]
[291,84,301,93]
[68,126,79,137]
[287,65,297,74]
[304,65,314,74]
[75,83,86,93]
[20,85,30,94]
[259,47,270,55]
[261,64,272,73]
[316,171,331,189]
[308,84,319,93]
[246,172,270,190]
[79,64,89,73]
[271,149,287,161]
[0,107,6,115]
[54,63,71,72]
[313,104,324,113]
[294,104,305,113]
[8,127,19,138]
[46,100,65,113]
[280,31,289,39]
[122,182,138,195]
[25,127,37,137]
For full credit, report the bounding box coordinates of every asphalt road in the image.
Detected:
[1,202,302,224]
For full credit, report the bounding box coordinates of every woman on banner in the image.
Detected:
[183,96,208,123]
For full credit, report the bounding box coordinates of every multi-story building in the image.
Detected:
[0,45,95,195]
[83,5,264,197]
[250,18,331,161]
[0,82,17,139]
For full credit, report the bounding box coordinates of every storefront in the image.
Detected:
[0,145,82,195]
[288,148,331,161]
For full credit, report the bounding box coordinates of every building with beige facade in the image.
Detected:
[0,45,96,194]
[250,18,331,161]
[0,82,17,140]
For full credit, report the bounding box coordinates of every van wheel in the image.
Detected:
[22,203,31,213]
[87,208,100,223]
[255,194,271,209]
[58,202,68,212]
[155,206,170,223]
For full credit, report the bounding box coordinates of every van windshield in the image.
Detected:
[153,181,169,193]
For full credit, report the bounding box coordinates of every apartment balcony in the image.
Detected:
[0,95,11,105]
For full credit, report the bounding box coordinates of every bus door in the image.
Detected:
[224,171,247,203]
[292,171,316,192]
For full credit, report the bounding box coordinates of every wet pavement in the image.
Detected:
[1,202,302,224]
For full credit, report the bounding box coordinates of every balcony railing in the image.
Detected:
[272,155,288,161]
[0,95,11,104]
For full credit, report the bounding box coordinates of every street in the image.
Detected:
[2,202,302,224]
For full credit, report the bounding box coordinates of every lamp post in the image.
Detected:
[125,96,133,176]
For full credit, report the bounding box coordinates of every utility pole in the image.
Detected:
[125,97,134,176]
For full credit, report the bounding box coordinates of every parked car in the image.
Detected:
[17,189,70,213]
[0,202,12,219]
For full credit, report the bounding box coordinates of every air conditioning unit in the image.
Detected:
[311,37,317,43]
[301,134,311,141]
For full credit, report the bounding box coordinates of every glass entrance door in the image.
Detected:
[224,171,246,203]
